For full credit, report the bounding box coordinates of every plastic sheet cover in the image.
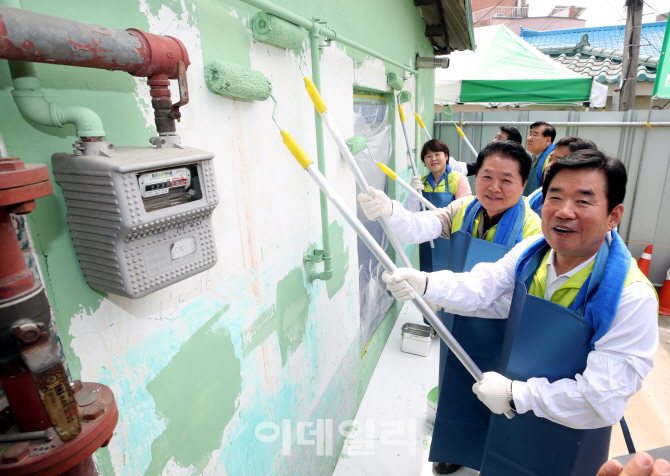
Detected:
[353,94,394,350]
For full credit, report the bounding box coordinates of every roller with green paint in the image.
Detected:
[345,135,367,156]
[204,60,272,101]
[387,72,404,91]
[251,11,305,49]
[397,90,412,104]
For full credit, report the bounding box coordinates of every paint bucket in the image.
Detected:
[401,323,432,357]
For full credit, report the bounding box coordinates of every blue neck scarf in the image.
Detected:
[515,230,631,350]
[534,143,555,188]
[462,195,526,247]
[528,189,544,215]
[424,164,452,190]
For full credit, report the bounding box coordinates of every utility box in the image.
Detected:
[52,145,219,299]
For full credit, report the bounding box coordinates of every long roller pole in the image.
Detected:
[279,129,514,420]
[302,75,415,268]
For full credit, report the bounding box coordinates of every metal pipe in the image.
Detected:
[0,4,189,79]
[307,26,332,281]
[398,100,433,247]
[321,110,414,269]
[238,0,417,74]
[9,61,105,138]
[435,120,670,127]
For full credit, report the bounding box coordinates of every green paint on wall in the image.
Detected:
[241,305,277,357]
[325,221,349,299]
[276,268,311,367]
[195,0,252,68]
[95,447,115,476]
[144,305,240,476]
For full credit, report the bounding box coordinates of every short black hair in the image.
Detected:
[420,139,450,163]
[499,126,522,144]
[530,121,556,143]
[555,136,597,152]
[475,140,532,183]
[543,149,627,213]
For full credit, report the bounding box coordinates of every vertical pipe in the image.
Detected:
[625,96,655,242]
[308,26,332,281]
[414,72,421,167]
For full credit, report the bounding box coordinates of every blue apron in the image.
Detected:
[523,144,554,197]
[430,202,525,468]
[419,171,455,274]
[528,189,544,217]
[479,242,612,476]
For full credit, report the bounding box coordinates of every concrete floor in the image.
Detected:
[333,306,670,475]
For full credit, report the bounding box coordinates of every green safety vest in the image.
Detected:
[527,250,657,306]
[450,195,543,242]
[422,170,461,195]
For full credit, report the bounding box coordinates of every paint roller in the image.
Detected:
[455,123,479,158]
[387,72,404,91]
[398,89,432,141]
[275,123,514,421]
[396,91,434,247]
[345,134,436,211]
[206,13,305,99]
[251,12,304,49]
[205,60,273,101]
[298,72,417,269]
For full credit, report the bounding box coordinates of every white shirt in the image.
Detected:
[389,201,444,242]
[423,236,659,430]
[449,158,469,175]
[545,250,595,300]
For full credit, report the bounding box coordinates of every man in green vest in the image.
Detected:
[382,149,659,476]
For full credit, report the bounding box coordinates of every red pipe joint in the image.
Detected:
[127,29,189,79]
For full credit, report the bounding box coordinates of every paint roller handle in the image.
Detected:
[376,162,436,211]
[280,133,512,419]
[415,113,433,141]
[454,124,478,158]
[414,113,425,129]
[398,103,406,123]
[306,162,511,419]
[303,78,328,114]
[281,131,313,169]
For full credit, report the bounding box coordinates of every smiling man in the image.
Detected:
[524,121,556,194]
[528,136,597,216]
[358,140,542,474]
[382,149,659,476]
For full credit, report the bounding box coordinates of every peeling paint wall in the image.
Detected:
[0,0,435,474]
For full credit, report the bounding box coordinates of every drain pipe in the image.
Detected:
[305,24,332,281]
[1,0,105,139]
[9,61,105,138]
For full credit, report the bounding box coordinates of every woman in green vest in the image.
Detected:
[404,139,471,274]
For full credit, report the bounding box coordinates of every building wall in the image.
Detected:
[489,17,585,35]
[0,1,435,474]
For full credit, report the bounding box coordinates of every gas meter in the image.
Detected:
[52,143,219,299]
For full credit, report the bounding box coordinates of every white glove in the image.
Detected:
[381,268,427,302]
[410,176,424,192]
[357,186,393,221]
[472,372,514,415]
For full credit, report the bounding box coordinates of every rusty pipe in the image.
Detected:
[0,5,189,79]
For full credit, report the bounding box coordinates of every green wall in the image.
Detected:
[0,1,435,474]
